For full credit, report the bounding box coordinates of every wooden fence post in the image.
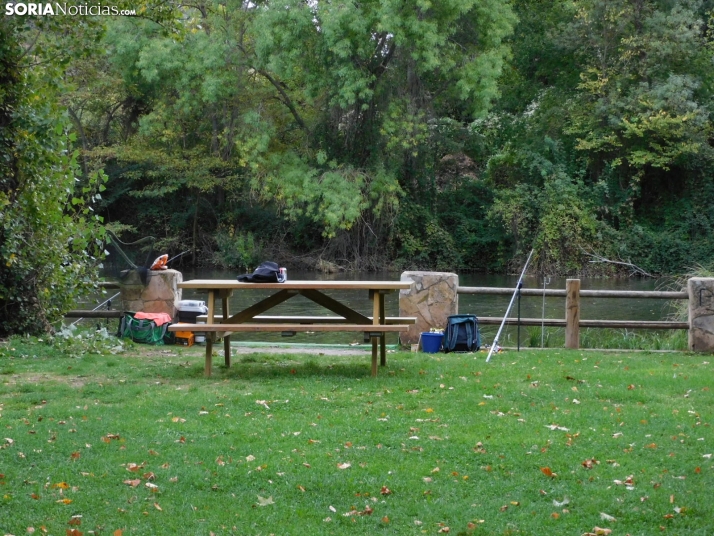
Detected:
[565,279,581,349]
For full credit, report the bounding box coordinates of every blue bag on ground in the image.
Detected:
[442,314,480,353]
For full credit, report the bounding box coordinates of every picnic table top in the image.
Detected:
[178,279,412,291]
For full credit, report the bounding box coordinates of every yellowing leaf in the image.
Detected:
[52,482,70,489]
[593,527,612,535]
[56,498,73,504]
[257,495,275,506]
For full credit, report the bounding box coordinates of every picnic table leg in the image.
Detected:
[379,293,387,367]
[371,339,378,377]
[205,290,215,378]
[371,292,380,377]
[222,292,231,368]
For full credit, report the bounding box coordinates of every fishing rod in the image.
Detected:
[167,250,190,265]
[486,248,535,363]
[70,291,121,327]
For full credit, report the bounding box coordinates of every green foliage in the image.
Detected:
[36,0,714,276]
[213,229,262,271]
[393,201,462,271]
[0,19,106,336]
[48,325,129,358]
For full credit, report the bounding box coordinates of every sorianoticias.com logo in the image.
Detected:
[4,2,136,15]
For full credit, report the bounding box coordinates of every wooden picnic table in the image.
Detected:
[170,280,414,377]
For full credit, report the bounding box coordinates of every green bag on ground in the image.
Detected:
[118,313,175,345]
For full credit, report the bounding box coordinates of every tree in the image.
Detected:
[0,17,106,335]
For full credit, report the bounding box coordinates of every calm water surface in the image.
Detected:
[174,269,680,345]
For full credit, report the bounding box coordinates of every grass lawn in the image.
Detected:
[1,337,713,535]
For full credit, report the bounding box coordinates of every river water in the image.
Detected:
[174,269,681,346]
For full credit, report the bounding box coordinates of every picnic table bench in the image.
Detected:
[169,280,413,377]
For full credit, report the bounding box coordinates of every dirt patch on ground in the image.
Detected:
[3,372,91,388]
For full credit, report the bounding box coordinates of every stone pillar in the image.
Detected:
[399,271,459,345]
[119,269,183,317]
[688,277,714,352]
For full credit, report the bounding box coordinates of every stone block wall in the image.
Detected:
[119,269,182,317]
[399,271,459,345]
[689,277,714,352]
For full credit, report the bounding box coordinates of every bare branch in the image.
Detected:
[581,248,654,278]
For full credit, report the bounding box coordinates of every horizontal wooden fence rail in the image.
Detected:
[64,310,124,319]
[475,317,689,330]
[65,281,121,320]
[457,286,688,299]
[457,281,689,349]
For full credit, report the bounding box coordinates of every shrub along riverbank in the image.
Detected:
[1,337,712,535]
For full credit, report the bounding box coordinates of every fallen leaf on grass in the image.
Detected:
[153,502,162,511]
[343,505,373,516]
[123,480,141,488]
[66,529,82,536]
[582,459,599,469]
[126,463,145,472]
[541,467,556,477]
[583,527,612,536]
[600,512,616,522]
[31,493,40,500]
[553,497,569,507]
[145,483,158,491]
[52,482,70,489]
[380,486,392,495]
[56,499,73,504]
[337,463,351,470]
[613,475,634,486]
[113,530,122,536]
[257,495,274,506]
[67,516,82,526]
